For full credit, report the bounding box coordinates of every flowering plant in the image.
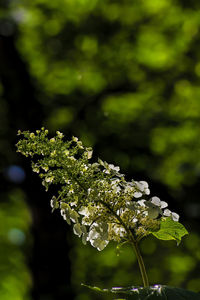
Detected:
[16,128,192,299]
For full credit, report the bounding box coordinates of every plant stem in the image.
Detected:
[131,239,149,287]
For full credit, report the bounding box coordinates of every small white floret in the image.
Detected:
[144,188,150,195]
[151,197,161,206]
[163,209,171,217]
[139,181,149,188]
[171,212,179,222]
[133,192,142,198]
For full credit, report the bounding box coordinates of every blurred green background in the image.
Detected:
[0,0,200,299]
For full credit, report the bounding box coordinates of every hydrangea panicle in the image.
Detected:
[16,128,182,252]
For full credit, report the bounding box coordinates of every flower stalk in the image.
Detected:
[131,240,149,287]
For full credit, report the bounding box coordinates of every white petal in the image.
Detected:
[87,150,93,159]
[132,218,138,223]
[151,197,161,206]
[133,192,142,198]
[109,164,120,172]
[60,209,65,217]
[88,228,99,240]
[119,227,126,237]
[171,212,179,222]
[136,182,145,192]
[144,188,150,195]
[138,199,146,207]
[160,201,168,209]
[139,181,149,188]
[163,209,171,216]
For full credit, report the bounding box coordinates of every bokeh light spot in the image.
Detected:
[5,165,26,183]
[8,228,26,245]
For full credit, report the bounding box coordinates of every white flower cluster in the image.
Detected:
[124,180,150,198]
[17,129,181,252]
[56,201,111,251]
[50,175,179,251]
[138,196,179,221]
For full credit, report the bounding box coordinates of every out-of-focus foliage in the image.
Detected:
[2,0,200,298]
[0,83,12,166]
[7,0,200,191]
[0,188,32,300]
[0,58,32,299]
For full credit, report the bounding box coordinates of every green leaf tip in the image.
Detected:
[151,217,188,245]
[81,283,109,293]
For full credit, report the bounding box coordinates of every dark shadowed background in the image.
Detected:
[0,1,200,299]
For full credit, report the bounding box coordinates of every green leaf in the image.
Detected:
[151,217,188,245]
[82,284,200,299]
